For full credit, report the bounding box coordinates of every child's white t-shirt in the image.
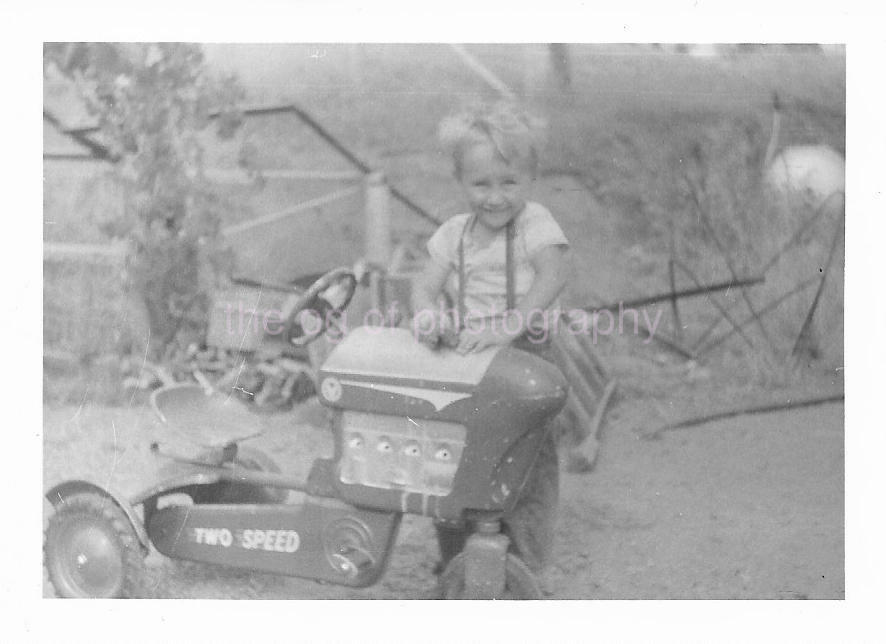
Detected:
[426,201,569,324]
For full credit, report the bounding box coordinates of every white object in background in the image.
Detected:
[763,93,845,211]
[765,145,845,211]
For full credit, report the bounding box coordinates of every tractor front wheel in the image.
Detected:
[439,552,542,599]
[44,492,146,598]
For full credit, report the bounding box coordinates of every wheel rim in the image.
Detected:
[51,519,124,598]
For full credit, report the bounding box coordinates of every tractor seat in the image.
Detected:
[151,384,262,449]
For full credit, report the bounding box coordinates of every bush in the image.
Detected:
[44,43,243,360]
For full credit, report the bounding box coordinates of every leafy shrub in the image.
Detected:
[44,43,244,360]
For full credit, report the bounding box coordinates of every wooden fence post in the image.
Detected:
[365,171,392,311]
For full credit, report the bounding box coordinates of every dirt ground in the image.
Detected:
[42,387,843,599]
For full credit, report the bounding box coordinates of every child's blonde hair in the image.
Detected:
[438,102,546,177]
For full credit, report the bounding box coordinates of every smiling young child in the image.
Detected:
[412,102,571,593]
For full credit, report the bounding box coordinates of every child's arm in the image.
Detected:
[412,260,454,346]
[456,244,571,354]
[514,244,571,320]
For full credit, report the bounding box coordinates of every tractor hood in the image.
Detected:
[318,326,567,422]
[318,326,569,518]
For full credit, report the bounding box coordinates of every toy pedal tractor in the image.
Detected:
[44,268,568,599]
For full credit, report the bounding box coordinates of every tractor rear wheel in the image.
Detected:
[192,446,289,504]
[44,492,146,598]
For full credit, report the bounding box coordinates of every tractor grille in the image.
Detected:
[338,411,466,496]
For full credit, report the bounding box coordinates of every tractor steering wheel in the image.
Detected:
[282,267,358,346]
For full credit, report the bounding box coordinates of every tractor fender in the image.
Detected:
[127,471,226,507]
[45,479,151,551]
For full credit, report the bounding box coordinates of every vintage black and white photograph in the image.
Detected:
[42,41,846,602]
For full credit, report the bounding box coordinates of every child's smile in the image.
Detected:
[459,142,533,235]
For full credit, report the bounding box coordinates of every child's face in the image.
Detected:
[458,142,533,232]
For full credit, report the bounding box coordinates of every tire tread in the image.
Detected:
[44,492,146,598]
